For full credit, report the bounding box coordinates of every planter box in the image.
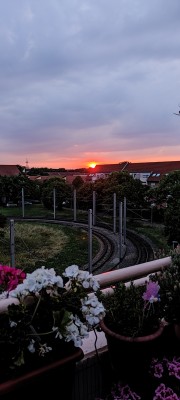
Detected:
[0,346,84,400]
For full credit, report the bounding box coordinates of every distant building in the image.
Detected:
[87,161,180,186]
[0,165,21,176]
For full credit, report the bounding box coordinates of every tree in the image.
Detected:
[41,178,72,210]
[154,171,180,244]
[72,176,84,190]
[103,172,147,209]
[76,182,94,210]
[75,172,147,214]
[0,175,41,205]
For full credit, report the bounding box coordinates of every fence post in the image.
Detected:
[119,201,123,263]
[113,193,116,234]
[22,188,25,218]
[73,189,77,222]
[88,209,93,273]
[53,188,56,220]
[92,191,96,226]
[123,197,126,244]
[10,219,15,268]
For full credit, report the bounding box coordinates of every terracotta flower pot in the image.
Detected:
[100,319,164,394]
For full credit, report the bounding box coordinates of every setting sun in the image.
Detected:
[88,162,97,168]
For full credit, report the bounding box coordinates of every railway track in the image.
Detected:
[125,229,154,265]
[89,227,155,274]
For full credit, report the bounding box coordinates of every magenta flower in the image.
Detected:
[150,356,180,382]
[153,383,179,400]
[111,383,141,400]
[167,357,180,380]
[0,265,26,294]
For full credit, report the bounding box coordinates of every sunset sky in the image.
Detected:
[0,0,180,170]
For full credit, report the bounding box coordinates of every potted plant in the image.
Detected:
[97,278,164,395]
[151,248,180,340]
[0,264,105,398]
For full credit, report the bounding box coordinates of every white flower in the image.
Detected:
[39,343,52,356]
[63,265,79,279]
[9,320,17,328]
[81,294,105,328]
[10,266,63,298]
[64,316,89,347]
[28,339,36,353]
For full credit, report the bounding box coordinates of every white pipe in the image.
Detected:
[95,257,171,288]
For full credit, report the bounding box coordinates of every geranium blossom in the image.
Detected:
[0,264,25,295]
[142,281,160,303]
[153,383,179,400]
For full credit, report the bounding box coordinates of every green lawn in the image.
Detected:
[0,221,99,275]
[0,204,89,221]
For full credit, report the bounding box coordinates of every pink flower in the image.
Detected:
[142,281,160,303]
[153,383,179,400]
[167,357,180,380]
[0,265,26,294]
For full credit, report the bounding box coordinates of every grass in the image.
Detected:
[127,220,171,257]
[0,205,88,221]
[0,221,100,275]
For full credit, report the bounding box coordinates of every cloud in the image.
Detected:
[0,0,180,168]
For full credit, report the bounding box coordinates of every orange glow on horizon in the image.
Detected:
[88,162,97,168]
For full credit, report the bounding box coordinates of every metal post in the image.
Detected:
[113,193,116,234]
[88,209,93,273]
[53,188,56,220]
[92,191,96,226]
[10,219,15,267]
[150,203,155,225]
[123,197,126,244]
[119,201,123,262]
[73,189,77,222]
[22,188,25,218]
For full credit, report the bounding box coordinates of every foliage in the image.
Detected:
[151,247,180,324]
[148,171,180,244]
[0,175,41,205]
[131,223,170,256]
[0,264,105,381]
[41,177,72,210]
[0,213,7,228]
[164,198,180,244]
[104,171,148,209]
[98,280,161,337]
[72,175,85,189]
[76,181,95,210]
[75,171,148,212]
